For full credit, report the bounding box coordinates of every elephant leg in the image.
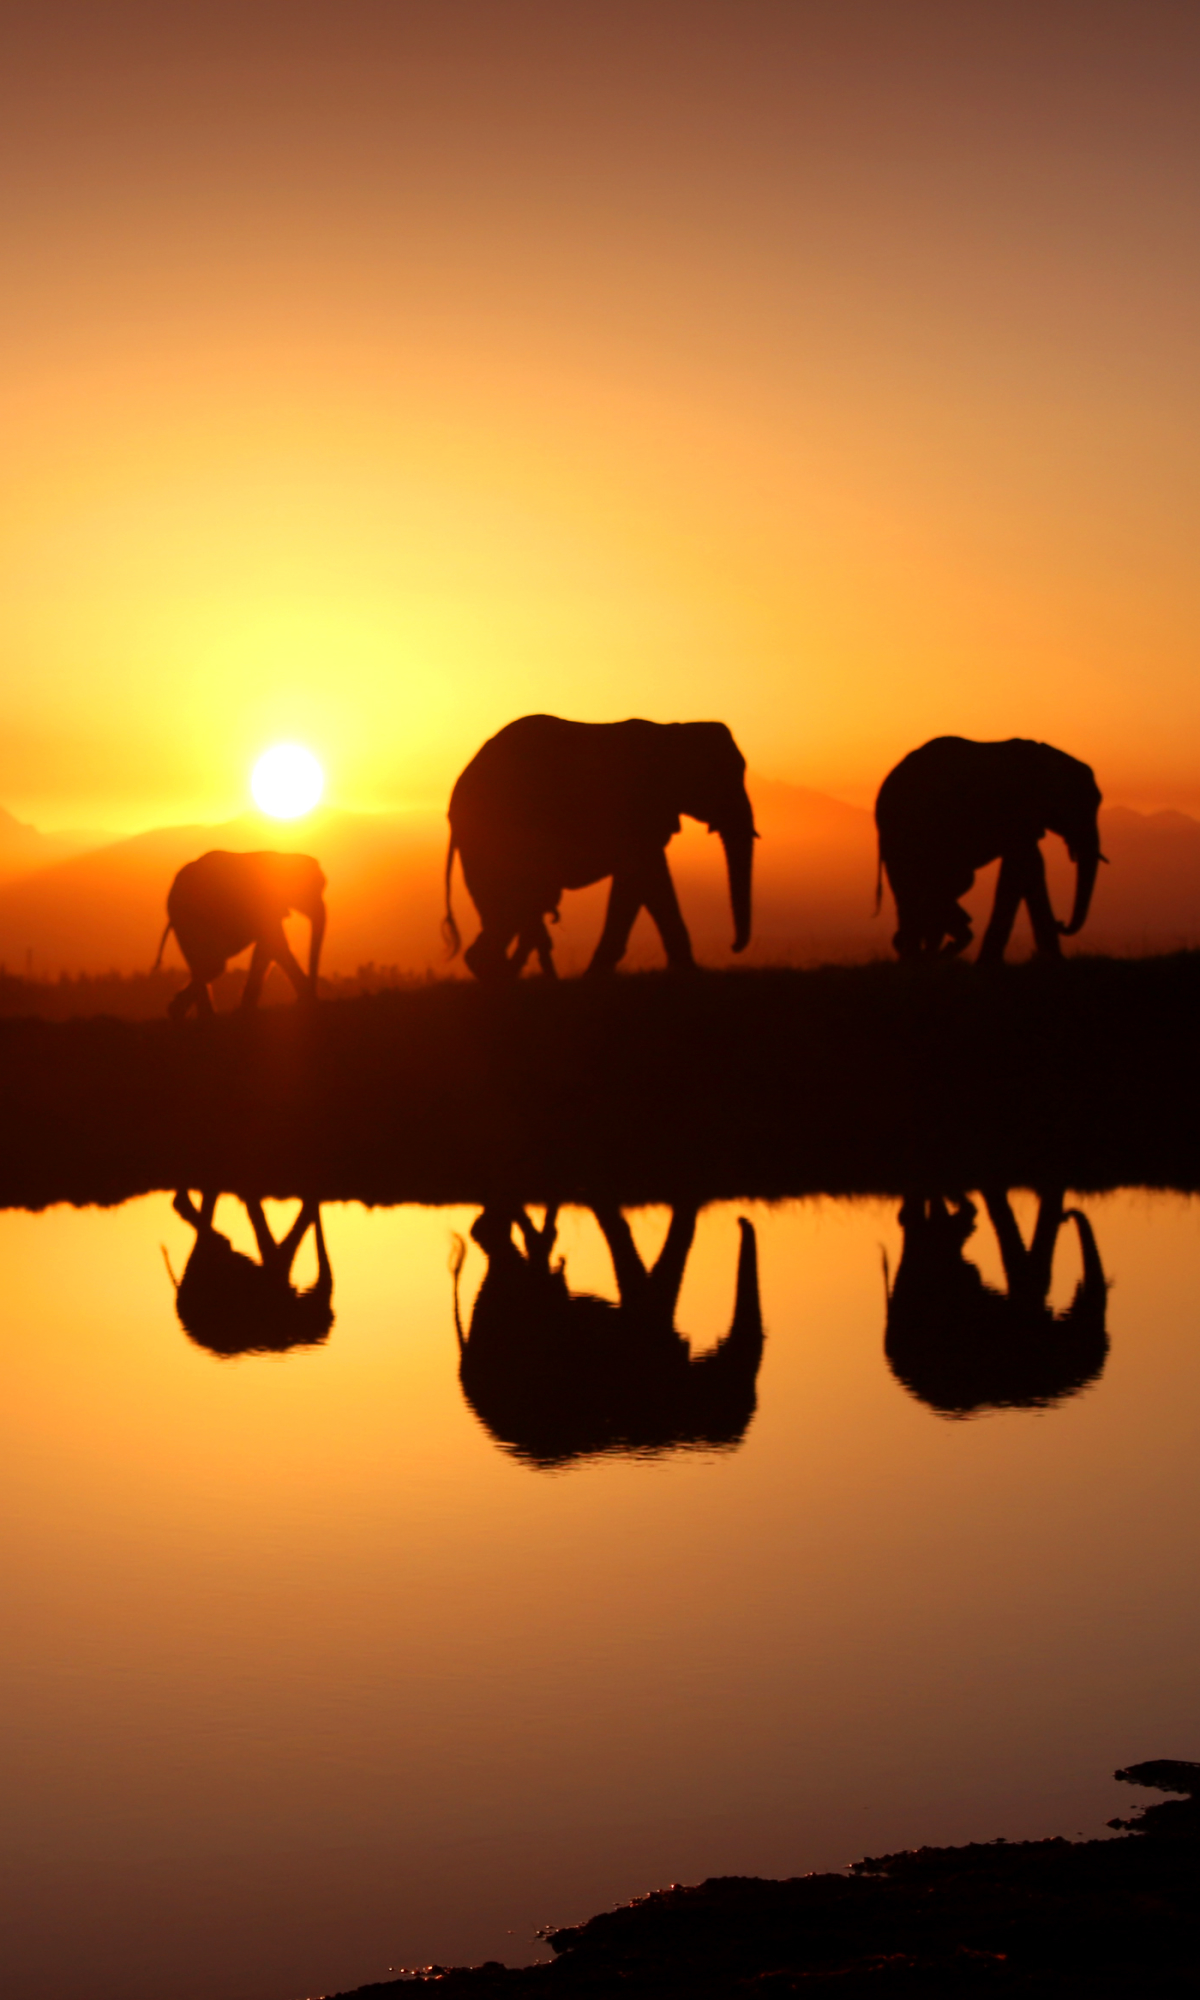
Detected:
[1021,846,1063,958]
[586,870,644,976]
[1025,1188,1066,1303]
[276,1198,322,1277]
[978,850,1030,964]
[940,901,974,958]
[240,939,274,1009]
[592,1204,650,1306]
[889,877,937,960]
[510,917,557,980]
[646,1204,699,1321]
[272,930,317,1004]
[641,848,696,971]
[243,1197,281,1266]
[982,1189,1031,1299]
[464,922,519,983]
[169,976,213,1020]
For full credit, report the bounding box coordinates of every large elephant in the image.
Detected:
[884,1189,1108,1416]
[167,1191,334,1357]
[875,737,1103,962]
[443,715,757,980]
[153,849,327,1018]
[451,1202,764,1466]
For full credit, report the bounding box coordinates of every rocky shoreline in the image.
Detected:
[327,1764,1200,1997]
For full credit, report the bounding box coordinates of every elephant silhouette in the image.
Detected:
[875,737,1103,962]
[884,1190,1108,1416]
[443,714,757,981]
[167,1191,334,1356]
[451,1203,764,1466]
[153,850,327,1018]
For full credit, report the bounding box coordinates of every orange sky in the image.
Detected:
[2,1,1197,831]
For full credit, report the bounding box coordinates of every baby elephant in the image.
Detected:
[154,849,326,1020]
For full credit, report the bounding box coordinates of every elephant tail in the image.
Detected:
[151,919,173,972]
[442,834,461,960]
[873,832,883,917]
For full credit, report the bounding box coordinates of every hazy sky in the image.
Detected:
[2,1,1197,829]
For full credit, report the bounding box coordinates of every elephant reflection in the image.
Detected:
[452,1203,764,1465]
[167,1191,334,1357]
[153,850,327,1019]
[875,737,1103,962]
[884,1190,1108,1416]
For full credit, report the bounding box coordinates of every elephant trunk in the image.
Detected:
[1059,833,1100,938]
[727,1218,763,1348]
[719,813,755,955]
[306,897,327,988]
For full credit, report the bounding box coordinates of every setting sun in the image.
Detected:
[251,744,325,820]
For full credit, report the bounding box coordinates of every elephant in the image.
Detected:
[443,714,757,980]
[874,737,1103,963]
[167,1190,334,1357]
[153,849,327,1018]
[883,1189,1108,1416]
[451,1202,764,1466]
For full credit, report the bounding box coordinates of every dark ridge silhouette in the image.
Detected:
[445,715,756,980]
[168,1191,333,1357]
[452,1204,763,1466]
[1110,1762,1200,1839]
[1,958,1198,1212]
[876,736,1103,963]
[324,1762,1200,1996]
[153,849,326,1018]
[883,1189,1109,1416]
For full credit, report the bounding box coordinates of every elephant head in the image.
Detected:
[1033,744,1104,937]
[666,722,757,953]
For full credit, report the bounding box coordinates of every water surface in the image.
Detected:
[2,1190,1199,1999]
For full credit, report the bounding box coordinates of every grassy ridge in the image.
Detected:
[1,955,1197,1211]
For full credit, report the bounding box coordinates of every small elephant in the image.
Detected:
[443,714,757,981]
[153,849,326,1019]
[451,1202,764,1466]
[168,1191,334,1357]
[875,737,1103,963]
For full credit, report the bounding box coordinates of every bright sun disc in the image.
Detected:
[251,744,325,819]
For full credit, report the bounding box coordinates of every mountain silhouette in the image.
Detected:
[0,806,106,889]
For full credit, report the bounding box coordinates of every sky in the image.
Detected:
[2,0,1197,832]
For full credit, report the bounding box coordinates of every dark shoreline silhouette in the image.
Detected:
[326,1763,1200,1996]
[1,956,1198,1211]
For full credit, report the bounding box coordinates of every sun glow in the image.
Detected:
[251,744,325,820]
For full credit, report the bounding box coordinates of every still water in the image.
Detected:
[2,1190,1199,2000]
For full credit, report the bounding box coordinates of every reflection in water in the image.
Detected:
[167,1191,334,1356]
[7,1190,1200,2000]
[452,1203,764,1465]
[884,1190,1108,1416]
